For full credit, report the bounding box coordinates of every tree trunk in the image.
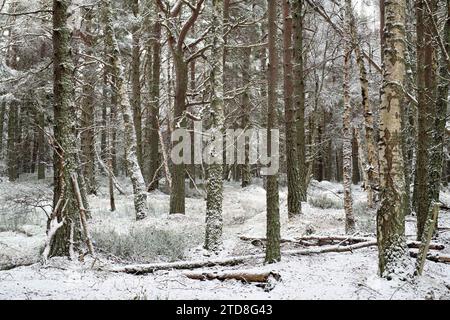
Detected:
[342,43,355,234]
[428,0,450,228]
[80,8,97,194]
[241,46,252,188]
[204,0,225,252]
[293,0,307,202]
[103,0,148,221]
[131,0,143,170]
[7,103,17,182]
[346,0,378,207]
[145,4,162,192]
[415,0,437,240]
[49,0,84,257]
[283,0,302,217]
[170,53,188,214]
[37,110,46,180]
[352,128,360,184]
[0,102,5,158]
[265,0,281,264]
[377,0,408,277]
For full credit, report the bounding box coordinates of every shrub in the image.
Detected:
[308,193,343,209]
[91,224,202,263]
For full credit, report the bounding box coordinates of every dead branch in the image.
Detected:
[94,149,126,195]
[70,173,95,257]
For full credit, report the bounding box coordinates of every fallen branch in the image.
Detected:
[240,235,445,251]
[184,270,281,283]
[111,241,377,275]
[409,250,450,264]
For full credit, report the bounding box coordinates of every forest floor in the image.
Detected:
[0,175,450,300]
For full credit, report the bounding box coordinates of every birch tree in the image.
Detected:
[343,2,355,234]
[377,0,409,277]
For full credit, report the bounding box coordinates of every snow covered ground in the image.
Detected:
[0,176,449,300]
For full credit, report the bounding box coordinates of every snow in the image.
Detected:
[0,177,449,300]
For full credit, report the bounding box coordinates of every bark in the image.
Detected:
[170,52,188,214]
[204,0,225,252]
[241,46,252,188]
[80,8,97,194]
[265,0,281,264]
[293,0,307,202]
[415,0,437,240]
[49,0,84,257]
[145,5,162,192]
[131,0,143,170]
[342,23,355,234]
[377,0,408,277]
[0,102,5,158]
[352,128,360,184]
[428,0,450,228]
[103,0,148,220]
[283,0,302,217]
[346,0,378,207]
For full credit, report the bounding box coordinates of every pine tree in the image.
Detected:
[265,0,281,264]
[204,0,225,252]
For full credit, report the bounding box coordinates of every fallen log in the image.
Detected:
[111,241,377,274]
[240,235,445,251]
[409,250,450,264]
[184,270,281,283]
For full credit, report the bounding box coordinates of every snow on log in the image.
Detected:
[183,270,281,283]
[110,241,378,274]
[240,235,445,250]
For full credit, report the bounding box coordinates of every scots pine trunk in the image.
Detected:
[415,0,437,240]
[145,11,162,192]
[283,0,302,217]
[428,0,450,228]
[241,46,252,188]
[265,0,281,264]
[103,0,148,220]
[204,0,225,252]
[49,0,84,257]
[377,0,408,277]
[80,8,97,194]
[170,53,188,214]
[293,0,307,202]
